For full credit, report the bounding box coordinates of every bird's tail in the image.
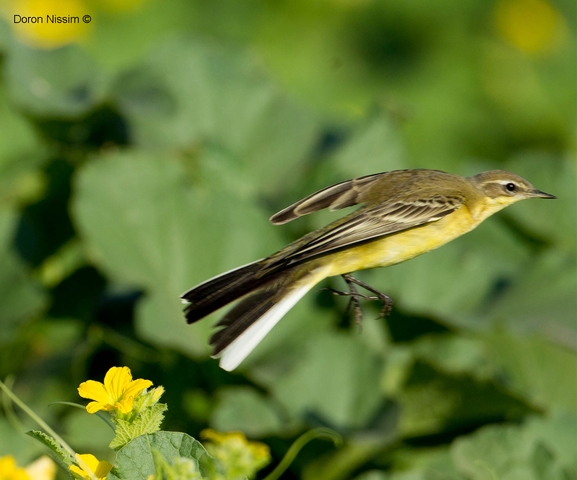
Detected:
[180,261,323,371]
[181,260,268,324]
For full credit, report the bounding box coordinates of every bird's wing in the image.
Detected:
[269,173,385,225]
[267,194,465,268]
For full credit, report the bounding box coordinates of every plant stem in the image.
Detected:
[264,428,342,480]
[0,378,99,480]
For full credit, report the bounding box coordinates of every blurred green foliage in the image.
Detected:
[0,0,575,478]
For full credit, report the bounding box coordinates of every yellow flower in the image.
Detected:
[24,456,56,480]
[0,455,57,480]
[78,366,152,414]
[201,429,270,478]
[0,456,30,480]
[495,0,567,54]
[201,430,270,459]
[69,454,112,480]
[201,428,270,460]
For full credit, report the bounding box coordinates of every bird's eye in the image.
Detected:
[505,183,516,192]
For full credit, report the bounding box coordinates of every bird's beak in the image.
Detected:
[531,189,556,199]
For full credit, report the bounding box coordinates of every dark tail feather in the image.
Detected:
[209,288,280,355]
[181,261,278,324]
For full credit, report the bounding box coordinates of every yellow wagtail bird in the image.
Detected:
[181,169,555,371]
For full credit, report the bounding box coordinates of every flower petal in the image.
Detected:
[0,455,17,471]
[69,464,84,477]
[0,456,30,479]
[76,454,99,472]
[122,378,153,399]
[114,396,136,414]
[78,380,111,404]
[103,366,132,400]
[85,401,108,414]
[94,460,113,479]
[70,454,112,480]
[70,454,97,480]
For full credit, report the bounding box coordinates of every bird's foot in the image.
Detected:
[324,273,394,324]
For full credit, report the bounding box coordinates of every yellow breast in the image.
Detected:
[321,206,479,277]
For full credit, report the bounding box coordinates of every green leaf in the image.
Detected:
[331,112,407,179]
[525,411,577,475]
[210,387,284,438]
[409,334,488,378]
[0,86,46,206]
[380,333,493,398]
[485,251,577,340]
[72,150,283,357]
[0,207,47,344]
[4,43,105,117]
[108,432,220,480]
[112,37,319,194]
[482,330,577,413]
[110,403,168,450]
[451,418,570,480]
[150,448,204,480]
[271,331,384,429]
[352,472,387,480]
[26,430,73,469]
[395,361,532,437]
[303,436,391,480]
[382,446,465,480]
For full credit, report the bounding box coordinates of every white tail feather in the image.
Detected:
[215,284,313,371]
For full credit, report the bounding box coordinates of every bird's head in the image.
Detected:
[470,170,556,208]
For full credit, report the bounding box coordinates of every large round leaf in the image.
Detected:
[113,38,320,194]
[72,150,283,356]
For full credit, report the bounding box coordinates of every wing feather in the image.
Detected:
[267,195,464,268]
[269,173,384,225]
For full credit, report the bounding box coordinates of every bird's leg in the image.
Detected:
[324,279,363,325]
[325,273,394,323]
[344,275,364,325]
[342,274,394,317]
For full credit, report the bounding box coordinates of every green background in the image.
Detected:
[0,0,575,478]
